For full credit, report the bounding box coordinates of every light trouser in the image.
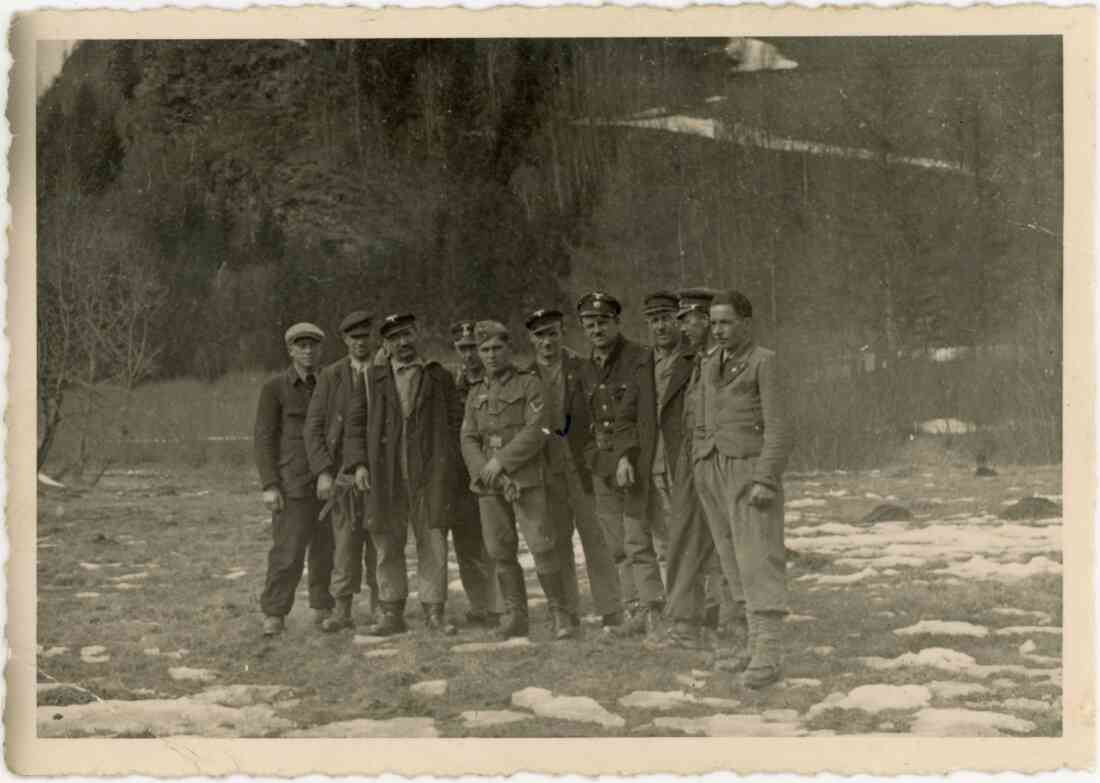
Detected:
[545,465,623,618]
[592,476,665,609]
[692,453,788,614]
[478,486,558,573]
[370,489,449,605]
[261,496,334,617]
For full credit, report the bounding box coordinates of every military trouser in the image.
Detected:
[451,518,502,615]
[478,486,559,575]
[664,461,740,624]
[546,465,623,618]
[261,496,334,617]
[371,489,448,605]
[693,454,788,614]
[593,476,665,608]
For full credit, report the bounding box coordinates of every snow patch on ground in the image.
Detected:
[994,626,1061,636]
[935,556,1062,582]
[618,690,741,711]
[168,667,217,683]
[512,687,624,728]
[894,620,989,638]
[39,698,295,738]
[807,685,931,718]
[365,648,399,659]
[788,498,827,508]
[992,608,1053,624]
[908,708,1036,736]
[928,681,990,701]
[287,717,438,737]
[860,647,1054,680]
[410,680,448,698]
[460,710,531,728]
[654,713,806,737]
[453,637,533,654]
[80,645,110,663]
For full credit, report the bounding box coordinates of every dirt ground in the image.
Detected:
[36,462,1062,738]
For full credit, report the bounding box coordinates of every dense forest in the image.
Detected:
[37,37,1062,467]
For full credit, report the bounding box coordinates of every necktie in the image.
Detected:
[306,373,316,394]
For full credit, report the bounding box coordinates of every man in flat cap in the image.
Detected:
[304,311,377,632]
[575,292,665,638]
[526,308,623,631]
[692,290,794,687]
[363,313,464,635]
[461,321,573,639]
[661,288,739,648]
[253,322,335,637]
[447,320,503,628]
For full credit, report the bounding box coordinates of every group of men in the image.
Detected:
[253,286,794,688]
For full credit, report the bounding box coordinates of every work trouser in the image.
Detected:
[478,486,559,575]
[328,482,378,601]
[664,460,740,624]
[371,489,449,605]
[261,496,334,617]
[546,465,623,618]
[693,454,788,614]
[593,476,665,608]
[451,519,502,614]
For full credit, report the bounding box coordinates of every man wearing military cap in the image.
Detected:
[461,321,573,640]
[692,290,794,688]
[447,319,503,628]
[526,308,623,631]
[304,311,378,632]
[254,322,335,637]
[575,292,666,637]
[362,313,466,635]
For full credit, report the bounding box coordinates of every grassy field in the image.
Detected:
[36,461,1062,738]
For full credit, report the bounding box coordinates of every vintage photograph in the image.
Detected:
[27,27,1072,751]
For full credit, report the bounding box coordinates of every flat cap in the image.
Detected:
[642,290,679,316]
[576,291,622,318]
[676,286,720,319]
[340,310,373,336]
[525,308,565,332]
[379,313,417,339]
[474,320,510,345]
[285,322,325,344]
[451,320,478,347]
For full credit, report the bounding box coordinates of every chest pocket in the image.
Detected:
[491,386,528,427]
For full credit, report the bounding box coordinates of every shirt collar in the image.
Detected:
[485,365,516,387]
[592,334,624,368]
[722,339,755,365]
[288,365,313,385]
[391,356,425,374]
[349,356,371,374]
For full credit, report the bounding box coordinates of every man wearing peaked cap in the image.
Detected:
[254,322,334,638]
[460,320,574,640]
[692,289,794,688]
[575,290,667,637]
[526,307,624,630]
[304,311,379,632]
[447,319,503,628]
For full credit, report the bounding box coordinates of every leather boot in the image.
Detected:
[743,611,784,688]
[496,563,529,639]
[611,601,646,637]
[424,603,457,636]
[714,612,752,673]
[367,600,407,636]
[537,570,577,641]
[321,596,354,633]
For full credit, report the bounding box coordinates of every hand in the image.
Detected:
[501,476,521,503]
[748,483,777,508]
[615,456,635,489]
[316,472,334,501]
[354,465,371,493]
[479,457,504,485]
[262,487,285,513]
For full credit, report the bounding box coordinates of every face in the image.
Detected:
[529,322,563,363]
[478,337,512,376]
[384,325,419,363]
[288,337,322,372]
[709,305,751,351]
[680,311,710,350]
[343,331,373,361]
[646,310,679,350]
[455,343,481,372]
[580,314,620,350]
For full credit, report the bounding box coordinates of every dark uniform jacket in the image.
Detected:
[364,359,468,530]
[304,356,368,479]
[530,348,595,494]
[460,365,548,494]
[692,340,794,491]
[253,365,317,499]
[449,364,485,524]
[637,344,697,486]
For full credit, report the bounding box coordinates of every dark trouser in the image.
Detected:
[261,496,334,617]
[451,519,502,614]
[546,466,623,617]
[478,487,558,574]
[593,476,665,609]
[665,461,739,624]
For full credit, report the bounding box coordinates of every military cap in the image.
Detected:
[642,290,679,317]
[676,286,720,319]
[525,308,565,333]
[339,310,373,336]
[379,313,417,339]
[576,291,622,318]
[710,289,754,319]
[284,322,325,345]
[474,320,510,345]
[451,320,478,347]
